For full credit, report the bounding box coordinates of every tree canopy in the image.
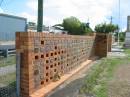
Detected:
[62,16,93,35]
[95,23,119,33]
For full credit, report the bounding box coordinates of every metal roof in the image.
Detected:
[0,13,27,20]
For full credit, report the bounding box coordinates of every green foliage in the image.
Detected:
[80,23,93,35]
[0,72,16,85]
[63,16,81,35]
[62,16,93,35]
[95,23,118,33]
[0,56,16,67]
[115,32,126,42]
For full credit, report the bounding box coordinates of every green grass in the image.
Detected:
[124,48,130,55]
[0,73,16,96]
[119,42,124,47]
[80,56,130,97]
[0,72,16,86]
[0,56,16,67]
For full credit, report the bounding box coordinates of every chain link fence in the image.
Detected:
[0,56,16,97]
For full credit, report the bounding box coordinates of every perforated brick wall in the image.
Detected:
[16,32,109,97]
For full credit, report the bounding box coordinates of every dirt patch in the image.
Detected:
[108,64,130,97]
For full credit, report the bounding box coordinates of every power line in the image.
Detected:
[118,0,121,31]
[118,0,121,45]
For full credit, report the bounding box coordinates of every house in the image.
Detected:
[0,13,27,41]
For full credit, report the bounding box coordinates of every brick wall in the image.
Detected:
[16,32,109,97]
[94,33,108,57]
[108,34,112,52]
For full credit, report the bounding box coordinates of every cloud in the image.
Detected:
[0,8,3,13]
[111,0,130,31]
[25,0,117,28]
[27,0,37,12]
[20,12,57,25]
[20,12,37,22]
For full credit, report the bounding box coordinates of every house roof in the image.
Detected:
[0,13,27,21]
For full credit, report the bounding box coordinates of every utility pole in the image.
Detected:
[37,0,43,32]
[110,16,113,24]
[118,0,120,46]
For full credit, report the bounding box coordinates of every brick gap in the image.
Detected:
[46,60,49,63]
[41,81,44,85]
[35,55,39,60]
[50,65,53,68]
[21,88,24,91]
[51,53,53,56]
[50,77,53,80]
[55,52,57,55]
[46,53,49,57]
[54,63,57,66]
[55,46,57,49]
[58,62,60,65]
[55,58,57,61]
[41,55,44,58]
[54,69,57,72]
[46,73,49,76]
[34,70,39,75]
[34,48,39,53]
[46,66,49,70]
[46,79,49,82]
[41,41,44,45]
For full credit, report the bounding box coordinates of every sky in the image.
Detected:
[0,0,130,31]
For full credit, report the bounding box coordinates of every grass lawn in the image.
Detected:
[0,72,16,86]
[0,72,16,97]
[0,56,16,67]
[124,48,130,55]
[80,49,130,97]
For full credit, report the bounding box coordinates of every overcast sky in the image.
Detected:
[0,0,130,30]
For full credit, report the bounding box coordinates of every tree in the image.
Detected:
[95,23,118,33]
[115,32,125,42]
[63,16,81,35]
[80,23,93,35]
[62,16,93,35]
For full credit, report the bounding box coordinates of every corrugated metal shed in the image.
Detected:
[0,13,27,41]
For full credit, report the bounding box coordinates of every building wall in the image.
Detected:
[0,14,26,41]
[125,16,130,47]
[127,16,130,31]
[125,32,130,47]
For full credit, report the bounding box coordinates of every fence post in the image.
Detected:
[16,52,21,97]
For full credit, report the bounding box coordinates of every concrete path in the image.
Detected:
[108,42,126,58]
[0,65,16,76]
